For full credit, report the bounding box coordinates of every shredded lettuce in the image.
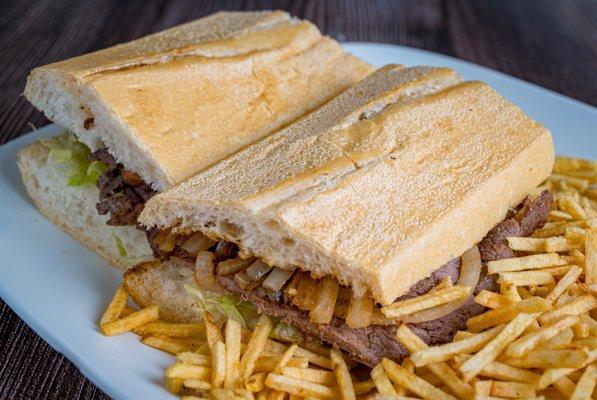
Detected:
[40,133,109,186]
[184,284,247,329]
[184,284,304,343]
[112,233,127,257]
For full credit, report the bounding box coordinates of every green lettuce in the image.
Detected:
[40,133,109,186]
[112,233,128,257]
[184,284,247,329]
[184,284,304,343]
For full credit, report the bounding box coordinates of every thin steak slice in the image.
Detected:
[217,190,552,367]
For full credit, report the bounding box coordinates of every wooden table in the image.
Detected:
[1,1,595,398]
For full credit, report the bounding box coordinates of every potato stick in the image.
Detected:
[459,313,534,381]
[566,227,587,244]
[488,253,565,274]
[498,270,556,286]
[264,373,338,399]
[225,319,242,388]
[533,221,587,238]
[572,321,589,338]
[546,236,583,252]
[244,372,266,393]
[579,314,597,336]
[501,349,590,369]
[240,314,272,380]
[453,330,475,341]
[411,325,503,366]
[475,290,512,309]
[370,364,398,397]
[120,305,137,317]
[536,350,597,389]
[247,335,287,356]
[273,344,298,374]
[586,230,597,285]
[553,376,576,398]
[381,358,457,400]
[517,286,533,299]
[142,336,193,354]
[549,209,574,221]
[165,377,183,394]
[381,286,471,318]
[570,364,596,400]
[135,321,204,338]
[572,336,597,349]
[177,352,211,366]
[467,297,550,332]
[182,378,211,390]
[505,315,579,357]
[166,362,211,380]
[545,265,583,303]
[294,347,332,370]
[539,294,597,324]
[353,379,375,395]
[507,237,547,252]
[560,195,588,220]
[100,284,129,326]
[501,282,523,303]
[202,311,224,353]
[101,305,159,336]
[394,324,473,399]
[550,174,591,191]
[330,348,355,400]
[489,381,536,398]
[474,380,491,395]
[211,340,226,388]
[454,355,540,384]
[281,367,335,386]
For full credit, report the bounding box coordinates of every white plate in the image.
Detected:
[0,43,595,400]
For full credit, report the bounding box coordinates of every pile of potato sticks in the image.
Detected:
[100,156,597,399]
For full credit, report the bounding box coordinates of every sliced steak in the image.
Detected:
[217,191,552,367]
[90,148,156,226]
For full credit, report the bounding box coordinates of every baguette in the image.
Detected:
[139,64,554,305]
[17,139,153,268]
[24,11,372,191]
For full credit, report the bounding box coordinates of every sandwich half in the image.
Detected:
[128,64,554,366]
[17,10,373,268]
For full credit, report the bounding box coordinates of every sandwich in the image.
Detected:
[17,10,373,268]
[122,64,555,366]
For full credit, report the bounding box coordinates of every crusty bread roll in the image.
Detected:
[139,64,555,305]
[124,258,201,322]
[17,139,154,268]
[24,10,373,191]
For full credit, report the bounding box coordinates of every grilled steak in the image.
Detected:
[90,148,156,226]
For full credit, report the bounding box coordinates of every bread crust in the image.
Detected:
[24,11,373,190]
[140,65,554,305]
[123,259,201,322]
[17,138,154,269]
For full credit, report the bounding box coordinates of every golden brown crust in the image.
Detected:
[17,140,154,269]
[140,66,554,305]
[24,11,373,190]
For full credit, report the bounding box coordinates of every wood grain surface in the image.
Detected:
[1,0,595,399]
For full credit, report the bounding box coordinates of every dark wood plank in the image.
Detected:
[0,0,595,398]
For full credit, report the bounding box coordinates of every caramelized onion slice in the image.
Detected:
[401,246,482,323]
[262,267,295,292]
[246,260,273,281]
[182,232,215,255]
[194,251,225,293]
